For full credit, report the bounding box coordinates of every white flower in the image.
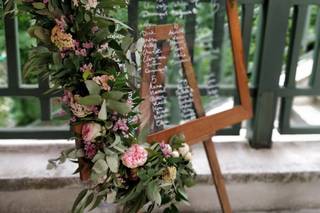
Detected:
[171,150,180,158]
[184,152,192,161]
[85,0,98,10]
[178,143,190,156]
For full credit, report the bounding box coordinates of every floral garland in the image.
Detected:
[5,0,196,212]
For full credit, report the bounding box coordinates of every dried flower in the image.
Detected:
[162,166,177,183]
[93,74,114,91]
[121,144,148,169]
[70,95,93,118]
[51,25,74,50]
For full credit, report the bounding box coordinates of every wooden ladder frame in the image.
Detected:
[140,1,252,212]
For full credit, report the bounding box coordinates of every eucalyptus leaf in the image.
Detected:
[107,91,126,101]
[85,80,101,95]
[109,134,121,148]
[138,125,149,144]
[92,151,106,163]
[32,2,46,9]
[78,95,102,105]
[92,159,108,174]
[106,154,119,173]
[106,99,130,115]
[72,189,88,213]
[146,181,161,205]
[98,100,107,120]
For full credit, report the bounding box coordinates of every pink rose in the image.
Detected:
[121,144,148,169]
[82,122,102,142]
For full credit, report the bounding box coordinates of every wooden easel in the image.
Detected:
[141,1,252,212]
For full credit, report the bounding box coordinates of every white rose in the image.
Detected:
[171,150,180,158]
[184,152,192,161]
[178,143,190,156]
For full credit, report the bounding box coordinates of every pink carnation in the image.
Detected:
[160,142,173,158]
[113,118,129,132]
[121,144,148,169]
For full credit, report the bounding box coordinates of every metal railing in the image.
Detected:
[0,0,319,148]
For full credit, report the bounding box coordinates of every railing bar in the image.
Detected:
[284,5,308,88]
[211,0,226,83]
[309,8,320,88]
[250,4,264,87]
[185,0,197,61]
[0,89,62,96]
[241,3,255,69]
[40,98,51,121]
[289,0,320,6]
[277,88,320,96]
[3,3,21,90]
[278,5,307,134]
[128,0,139,39]
[281,127,320,134]
[278,97,293,133]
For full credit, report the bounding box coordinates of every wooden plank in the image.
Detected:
[141,23,234,212]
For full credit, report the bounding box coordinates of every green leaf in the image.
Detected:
[176,188,189,202]
[32,2,46,9]
[78,95,102,105]
[92,159,108,174]
[121,36,133,51]
[109,134,121,148]
[92,151,105,162]
[106,99,130,115]
[138,125,149,144]
[88,195,104,211]
[146,181,161,205]
[84,192,94,209]
[106,154,119,173]
[98,100,107,120]
[107,91,126,101]
[72,189,88,213]
[84,13,91,22]
[85,80,101,95]
[46,162,56,170]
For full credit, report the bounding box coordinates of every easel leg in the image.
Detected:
[203,138,232,213]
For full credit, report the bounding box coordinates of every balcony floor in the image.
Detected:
[0,138,320,212]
